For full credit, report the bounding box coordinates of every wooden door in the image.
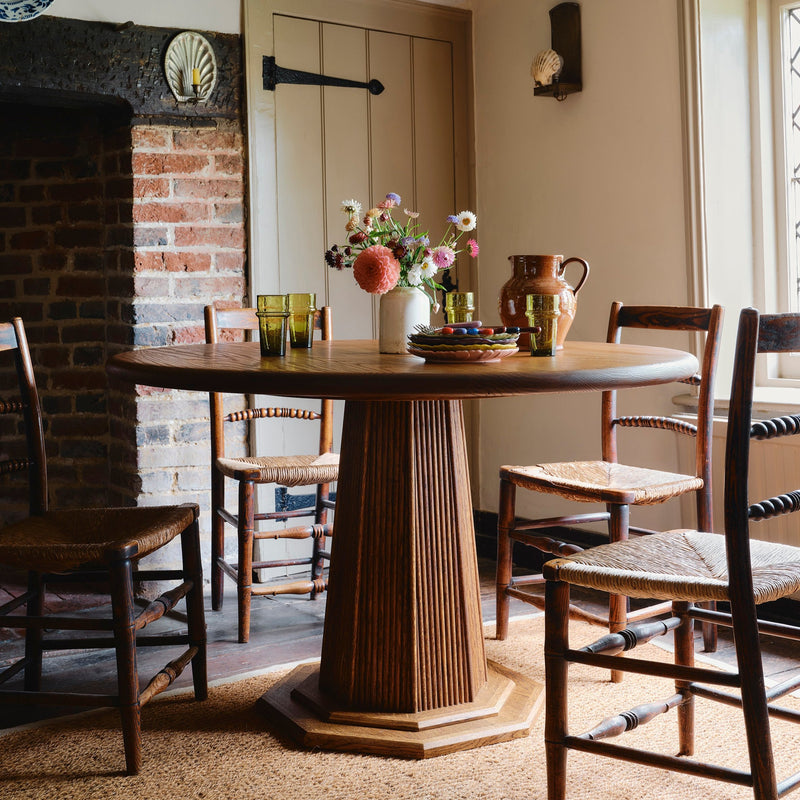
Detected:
[244,0,473,578]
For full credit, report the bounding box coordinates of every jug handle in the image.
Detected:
[560,257,590,294]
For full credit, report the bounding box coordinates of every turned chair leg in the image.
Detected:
[237,479,255,644]
[496,478,516,641]
[211,469,226,612]
[733,602,779,800]
[181,517,208,700]
[310,482,329,599]
[673,601,695,756]
[23,570,44,692]
[109,551,142,776]
[608,503,630,683]
[700,601,718,652]
[545,579,570,800]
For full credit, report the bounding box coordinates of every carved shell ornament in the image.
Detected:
[0,0,55,22]
[531,48,564,87]
[164,31,217,103]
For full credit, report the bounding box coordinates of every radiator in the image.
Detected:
[706,418,800,547]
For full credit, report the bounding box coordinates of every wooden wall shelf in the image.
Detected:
[536,2,582,100]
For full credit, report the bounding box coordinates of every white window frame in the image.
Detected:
[773,1,800,380]
[681,0,800,407]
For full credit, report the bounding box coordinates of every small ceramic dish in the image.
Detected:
[407,345,519,363]
[0,0,55,23]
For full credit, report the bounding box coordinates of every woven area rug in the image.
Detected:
[2,615,799,800]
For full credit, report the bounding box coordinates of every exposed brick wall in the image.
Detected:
[110,118,247,542]
[0,108,248,559]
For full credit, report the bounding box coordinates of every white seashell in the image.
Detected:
[164,31,217,103]
[531,49,564,87]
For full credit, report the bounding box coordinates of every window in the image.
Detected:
[773,2,800,379]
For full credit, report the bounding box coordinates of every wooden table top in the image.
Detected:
[107,339,699,401]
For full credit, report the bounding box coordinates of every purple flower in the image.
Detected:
[447,215,459,225]
[386,192,402,206]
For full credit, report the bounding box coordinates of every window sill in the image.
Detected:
[674,389,800,418]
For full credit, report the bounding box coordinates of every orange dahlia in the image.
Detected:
[352,244,401,294]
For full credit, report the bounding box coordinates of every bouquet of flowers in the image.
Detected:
[324,192,478,306]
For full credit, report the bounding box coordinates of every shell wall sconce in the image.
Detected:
[165,31,217,103]
[531,49,563,87]
[533,2,581,101]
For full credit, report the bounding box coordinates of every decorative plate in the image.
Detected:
[0,0,54,22]
[407,345,519,363]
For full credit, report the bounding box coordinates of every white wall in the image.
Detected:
[46,0,240,33]
[473,0,694,527]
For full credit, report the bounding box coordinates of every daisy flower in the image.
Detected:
[466,238,480,257]
[455,211,477,232]
[406,264,424,286]
[420,258,438,280]
[341,199,361,217]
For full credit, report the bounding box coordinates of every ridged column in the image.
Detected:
[319,399,487,712]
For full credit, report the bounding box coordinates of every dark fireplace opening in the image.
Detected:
[0,98,134,523]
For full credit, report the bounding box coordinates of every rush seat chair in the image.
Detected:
[204,305,337,643]
[496,303,723,675]
[543,307,800,800]
[0,317,207,775]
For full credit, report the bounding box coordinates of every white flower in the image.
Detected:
[420,258,438,280]
[341,199,362,217]
[455,210,477,232]
[407,265,424,286]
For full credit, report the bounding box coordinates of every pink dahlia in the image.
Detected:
[466,238,480,257]
[352,245,401,294]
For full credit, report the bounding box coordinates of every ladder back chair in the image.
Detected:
[204,304,338,643]
[0,317,207,776]
[543,306,800,800]
[497,302,724,677]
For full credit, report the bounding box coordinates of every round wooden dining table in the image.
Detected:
[108,338,698,758]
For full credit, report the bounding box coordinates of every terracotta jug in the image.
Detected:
[499,254,590,349]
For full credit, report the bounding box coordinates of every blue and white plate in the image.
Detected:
[0,0,55,23]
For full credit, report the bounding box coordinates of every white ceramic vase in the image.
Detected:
[378,286,431,354]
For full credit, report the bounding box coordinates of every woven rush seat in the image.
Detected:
[0,506,196,572]
[215,452,340,486]
[501,461,704,505]
[543,529,800,603]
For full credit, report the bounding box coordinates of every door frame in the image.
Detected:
[242,0,475,300]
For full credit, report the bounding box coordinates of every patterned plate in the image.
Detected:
[0,0,54,22]
[407,345,519,363]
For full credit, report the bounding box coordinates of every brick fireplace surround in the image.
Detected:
[0,17,247,571]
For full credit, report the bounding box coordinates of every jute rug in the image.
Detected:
[2,615,799,800]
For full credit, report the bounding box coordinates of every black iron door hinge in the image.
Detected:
[262,56,384,95]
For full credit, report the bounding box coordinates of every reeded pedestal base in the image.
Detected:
[257,398,543,757]
[257,659,543,758]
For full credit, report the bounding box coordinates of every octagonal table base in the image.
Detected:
[257,659,543,758]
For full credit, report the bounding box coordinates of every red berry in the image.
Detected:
[441,327,454,334]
